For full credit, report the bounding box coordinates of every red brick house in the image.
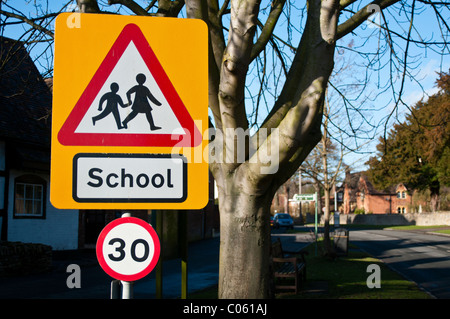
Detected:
[341,171,411,214]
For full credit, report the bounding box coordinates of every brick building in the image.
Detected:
[341,171,411,214]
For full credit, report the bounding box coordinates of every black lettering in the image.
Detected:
[121,168,133,187]
[106,173,119,188]
[131,239,150,262]
[136,173,149,188]
[87,168,103,187]
[108,238,125,262]
[167,169,173,188]
[151,173,164,188]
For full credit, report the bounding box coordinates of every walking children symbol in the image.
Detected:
[92,73,162,131]
[92,82,128,129]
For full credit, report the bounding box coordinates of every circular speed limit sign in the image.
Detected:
[96,217,160,281]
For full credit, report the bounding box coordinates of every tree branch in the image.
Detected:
[215,0,261,174]
[336,0,400,40]
[76,0,101,13]
[219,0,260,132]
[207,0,226,129]
[250,0,287,61]
[245,0,339,192]
[185,0,223,130]
[108,0,150,15]
[157,0,185,17]
[0,10,55,38]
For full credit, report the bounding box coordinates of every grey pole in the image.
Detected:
[120,212,133,299]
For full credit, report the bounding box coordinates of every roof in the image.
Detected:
[343,170,409,198]
[0,37,52,147]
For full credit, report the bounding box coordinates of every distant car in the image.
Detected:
[273,213,294,229]
[270,216,275,228]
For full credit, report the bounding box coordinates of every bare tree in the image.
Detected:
[299,94,346,256]
[2,0,448,298]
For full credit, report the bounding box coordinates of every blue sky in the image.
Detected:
[2,1,449,176]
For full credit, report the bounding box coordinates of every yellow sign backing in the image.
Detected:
[50,13,208,210]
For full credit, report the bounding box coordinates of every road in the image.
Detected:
[0,228,311,299]
[0,237,221,299]
[1,226,449,299]
[350,228,450,299]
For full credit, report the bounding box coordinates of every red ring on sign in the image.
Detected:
[96,217,160,281]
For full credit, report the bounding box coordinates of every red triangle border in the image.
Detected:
[57,23,202,147]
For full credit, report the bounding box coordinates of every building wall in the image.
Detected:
[354,185,411,214]
[357,193,393,214]
[7,169,79,250]
[393,184,411,213]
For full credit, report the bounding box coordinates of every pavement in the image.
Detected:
[350,228,450,299]
[0,227,312,299]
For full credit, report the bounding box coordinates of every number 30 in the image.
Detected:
[108,238,150,262]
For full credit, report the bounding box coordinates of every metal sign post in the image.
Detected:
[179,212,188,299]
[155,210,163,299]
[314,192,318,256]
[120,212,133,299]
[293,193,318,255]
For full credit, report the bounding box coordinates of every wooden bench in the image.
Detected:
[271,238,307,294]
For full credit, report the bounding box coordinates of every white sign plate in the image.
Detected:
[294,193,317,202]
[73,153,187,203]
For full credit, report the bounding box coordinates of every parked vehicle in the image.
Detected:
[273,213,294,229]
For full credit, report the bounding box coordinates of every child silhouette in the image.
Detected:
[122,73,162,130]
[92,82,128,129]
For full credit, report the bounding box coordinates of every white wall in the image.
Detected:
[7,169,79,250]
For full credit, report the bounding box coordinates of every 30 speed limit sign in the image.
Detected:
[96,217,160,281]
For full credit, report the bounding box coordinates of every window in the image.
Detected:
[397,191,407,198]
[14,175,46,218]
[397,206,406,214]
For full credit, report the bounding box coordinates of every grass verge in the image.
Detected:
[189,240,431,299]
[288,241,431,299]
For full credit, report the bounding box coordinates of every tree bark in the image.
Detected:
[323,187,335,256]
[213,0,339,298]
[218,187,273,298]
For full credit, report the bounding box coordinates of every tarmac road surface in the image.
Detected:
[350,228,450,299]
[0,237,220,299]
[0,227,312,299]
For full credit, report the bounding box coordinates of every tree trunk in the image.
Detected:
[218,188,273,299]
[322,133,335,257]
[323,187,335,257]
[210,0,339,298]
[430,184,440,212]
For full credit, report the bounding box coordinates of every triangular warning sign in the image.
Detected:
[57,23,201,147]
